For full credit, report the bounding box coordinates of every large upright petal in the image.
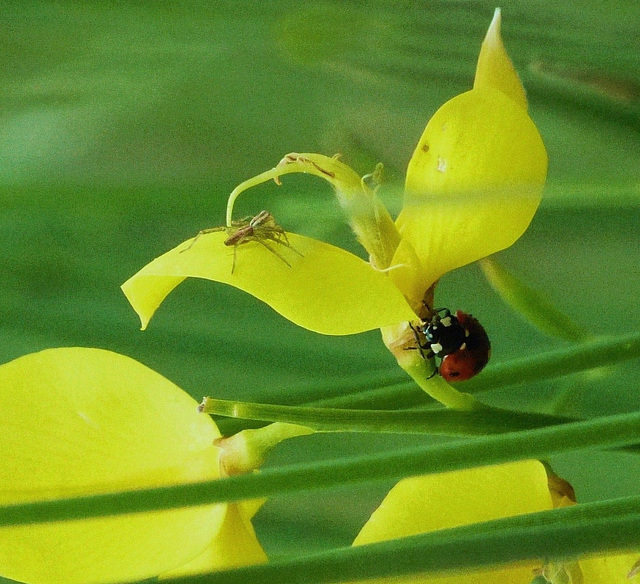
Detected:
[396,87,547,299]
[122,231,415,335]
[392,10,546,302]
[0,348,226,584]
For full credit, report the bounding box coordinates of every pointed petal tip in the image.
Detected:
[474,7,528,110]
[484,9,503,48]
[490,7,502,31]
[485,8,503,49]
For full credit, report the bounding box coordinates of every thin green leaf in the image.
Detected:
[3,410,640,526]
[459,330,640,394]
[480,257,591,342]
[158,495,640,584]
[219,332,640,431]
[308,332,640,405]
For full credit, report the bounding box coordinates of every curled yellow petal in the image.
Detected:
[226,153,401,269]
[0,348,227,584]
[122,231,416,335]
[474,8,528,109]
[226,153,363,226]
[399,87,547,296]
[353,460,552,584]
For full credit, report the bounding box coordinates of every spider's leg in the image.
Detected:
[180,226,226,253]
[230,243,239,274]
[284,234,304,258]
[253,237,292,267]
[279,237,304,258]
[263,227,304,258]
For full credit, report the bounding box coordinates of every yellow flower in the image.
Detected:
[352,461,640,584]
[122,9,547,407]
[0,347,266,584]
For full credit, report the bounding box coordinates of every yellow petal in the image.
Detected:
[160,504,268,578]
[399,87,547,295]
[122,231,416,335]
[474,8,528,109]
[0,348,226,584]
[383,237,428,314]
[580,553,640,584]
[353,460,552,584]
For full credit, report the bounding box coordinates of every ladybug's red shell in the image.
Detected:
[439,311,491,382]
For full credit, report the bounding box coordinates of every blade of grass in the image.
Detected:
[158,494,640,584]
[459,330,640,394]
[480,257,592,342]
[3,410,640,526]
[221,331,640,430]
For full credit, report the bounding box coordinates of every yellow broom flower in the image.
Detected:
[0,348,266,584]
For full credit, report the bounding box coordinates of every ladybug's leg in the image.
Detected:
[407,321,439,379]
[408,322,434,358]
[432,307,453,319]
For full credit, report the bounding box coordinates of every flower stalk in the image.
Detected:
[211,421,315,476]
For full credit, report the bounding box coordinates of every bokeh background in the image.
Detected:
[2,0,639,567]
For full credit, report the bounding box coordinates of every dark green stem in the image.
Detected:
[201,397,572,435]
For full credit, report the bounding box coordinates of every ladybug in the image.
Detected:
[421,308,491,381]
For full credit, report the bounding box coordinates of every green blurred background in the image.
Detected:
[2,0,640,566]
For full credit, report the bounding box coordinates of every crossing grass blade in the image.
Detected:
[152,495,640,584]
[2,410,640,527]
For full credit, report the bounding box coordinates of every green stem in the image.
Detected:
[410,367,480,410]
[215,422,314,476]
[226,164,304,226]
[387,334,481,410]
[201,397,572,435]
[4,410,640,525]
[224,153,401,268]
[216,332,640,435]
[328,331,640,404]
